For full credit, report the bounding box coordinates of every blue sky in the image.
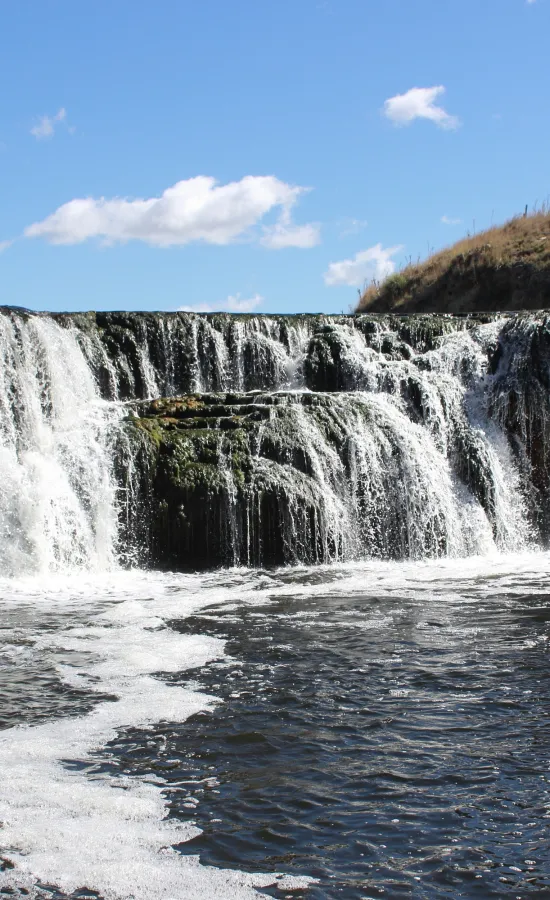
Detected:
[0,0,548,314]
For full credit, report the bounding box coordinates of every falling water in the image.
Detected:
[1,307,550,900]
[0,307,547,573]
[110,314,537,567]
[0,310,122,575]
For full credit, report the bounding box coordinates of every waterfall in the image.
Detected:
[113,313,538,568]
[79,311,314,398]
[0,307,546,572]
[0,311,121,575]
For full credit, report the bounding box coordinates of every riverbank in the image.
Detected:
[357,210,550,314]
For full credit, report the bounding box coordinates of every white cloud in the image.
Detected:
[384,87,460,130]
[260,205,320,248]
[0,239,13,253]
[30,107,68,140]
[178,302,216,313]
[226,293,263,312]
[324,244,402,287]
[178,293,264,314]
[24,175,316,249]
[260,221,320,249]
[441,215,462,225]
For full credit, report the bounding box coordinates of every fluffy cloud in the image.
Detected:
[225,293,264,312]
[177,303,216,313]
[30,108,68,140]
[260,206,320,249]
[260,221,320,249]
[324,244,402,287]
[24,175,317,249]
[384,87,460,130]
[0,240,13,253]
[178,294,264,314]
[441,215,462,225]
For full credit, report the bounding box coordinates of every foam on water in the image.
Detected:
[0,572,315,899]
[0,307,547,894]
[2,554,549,898]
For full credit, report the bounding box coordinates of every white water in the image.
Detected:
[0,314,121,576]
[1,554,549,898]
[0,571,314,898]
[0,311,537,573]
[0,309,546,898]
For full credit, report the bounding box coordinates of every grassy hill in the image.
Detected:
[356,209,550,314]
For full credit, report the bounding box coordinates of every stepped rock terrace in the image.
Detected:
[1,307,549,572]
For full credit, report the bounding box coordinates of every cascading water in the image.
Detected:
[111,313,538,568]
[2,306,550,900]
[0,311,122,575]
[0,307,546,573]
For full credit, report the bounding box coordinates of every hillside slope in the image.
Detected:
[357,211,550,314]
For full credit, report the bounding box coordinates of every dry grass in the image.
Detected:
[357,208,550,313]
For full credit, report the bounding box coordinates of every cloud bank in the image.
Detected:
[24,176,318,249]
[324,244,402,287]
[384,87,460,130]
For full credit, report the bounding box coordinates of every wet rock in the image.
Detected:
[117,393,348,569]
[4,306,550,568]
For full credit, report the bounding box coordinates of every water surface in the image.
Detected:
[1,556,549,898]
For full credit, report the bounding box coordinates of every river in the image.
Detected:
[1,308,549,897]
[1,555,549,898]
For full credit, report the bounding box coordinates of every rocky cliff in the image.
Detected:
[2,307,549,571]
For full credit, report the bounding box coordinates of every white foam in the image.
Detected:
[0,572,315,899]
[1,555,547,898]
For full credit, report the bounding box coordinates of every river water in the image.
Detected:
[1,310,550,897]
[1,554,549,899]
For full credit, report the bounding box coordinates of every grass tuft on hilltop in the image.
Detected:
[356,209,550,314]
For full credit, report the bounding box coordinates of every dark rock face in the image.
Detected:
[4,306,550,570]
[45,308,499,398]
[117,394,348,569]
[55,310,320,400]
[113,313,550,569]
[303,316,487,391]
[489,316,550,536]
[92,311,550,568]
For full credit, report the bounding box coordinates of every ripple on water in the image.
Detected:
[0,558,550,899]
